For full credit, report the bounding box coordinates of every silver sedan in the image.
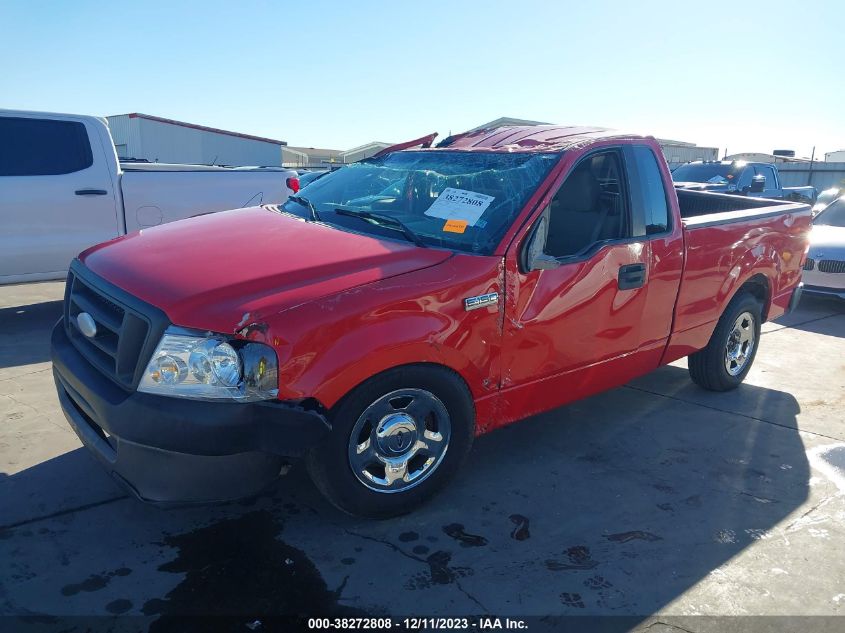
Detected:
[803,195,845,299]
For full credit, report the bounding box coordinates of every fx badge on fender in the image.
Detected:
[464,292,499,311]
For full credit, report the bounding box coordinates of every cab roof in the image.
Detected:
[436,125,647,153]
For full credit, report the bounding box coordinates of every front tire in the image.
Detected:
[306,365,475,518]
[688,291,762,391]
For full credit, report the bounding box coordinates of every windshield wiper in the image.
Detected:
[334,208,427,248]
[288,195,320,222]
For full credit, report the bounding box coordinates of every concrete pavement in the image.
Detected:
[1,282,844,631]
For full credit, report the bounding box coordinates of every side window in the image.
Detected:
[544,150,629,258]
[756,165,778,191]
[0,117,93,176]
[736,167,753,191]
[626,145,670,235]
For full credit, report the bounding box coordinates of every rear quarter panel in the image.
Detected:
[664,207,811,362]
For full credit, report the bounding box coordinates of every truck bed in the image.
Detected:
[669,188,812,360]
[120,161,290,172]
[677,188,809,227]
[120,167,292,232]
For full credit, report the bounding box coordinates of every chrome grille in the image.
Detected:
[803,258,815,271]
[818,259,845,274]
[65,270,153,388]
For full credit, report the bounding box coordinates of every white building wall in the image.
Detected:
[660,142,719,168]
[340,142,392,163]
[106,114,132,158]
[105,115,282,166]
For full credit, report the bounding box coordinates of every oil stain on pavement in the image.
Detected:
[442,523,487,547]
[141,511,363,631]
[508,514,530,541]
[605,531,662,544]
[61,567,132,596]
[546,545,599,570]
[404,551,473,590]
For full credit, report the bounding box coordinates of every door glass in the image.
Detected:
[545,151,629,258]
[0,117,93,176]
[756,165,777,191]
[736,167,753,190]
[628,146,670,235]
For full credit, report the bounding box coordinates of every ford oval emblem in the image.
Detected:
[77,312,98,338]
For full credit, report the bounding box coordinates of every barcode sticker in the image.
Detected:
[424,187,495,226]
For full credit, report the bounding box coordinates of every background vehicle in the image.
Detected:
[802,195,845,299]
[51,126,811,518]
[0,109,298,284]
[812,186,842,215]
[298,169,330,188]
[673,160,816,205]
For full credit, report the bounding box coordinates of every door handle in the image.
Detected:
[75,189,108,196]
[618,263,646,290]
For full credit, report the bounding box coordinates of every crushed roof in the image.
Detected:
[436,125,646,153]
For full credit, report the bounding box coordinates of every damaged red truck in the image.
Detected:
[51,126,811,517]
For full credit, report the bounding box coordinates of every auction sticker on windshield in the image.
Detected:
[442,219,468,233]
[424,188,495,226]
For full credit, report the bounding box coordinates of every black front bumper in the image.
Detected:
[51,321,330,503]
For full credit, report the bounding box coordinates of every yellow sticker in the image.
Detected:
[443,219,468,234]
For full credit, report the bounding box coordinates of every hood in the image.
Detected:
[81,207,452,333]
[808,224,845,256]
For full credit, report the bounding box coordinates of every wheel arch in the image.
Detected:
[735,272,772,321]
[323,361,476,415]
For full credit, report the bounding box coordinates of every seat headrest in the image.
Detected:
[556,166,599,213]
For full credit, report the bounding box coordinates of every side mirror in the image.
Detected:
[750,174,765,193]
[525,216,560,271]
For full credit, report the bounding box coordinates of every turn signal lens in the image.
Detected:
[150,355,187,384]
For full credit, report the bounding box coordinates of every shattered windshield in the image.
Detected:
[277,150,559,254]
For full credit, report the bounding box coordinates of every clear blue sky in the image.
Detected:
[2,0,844,157]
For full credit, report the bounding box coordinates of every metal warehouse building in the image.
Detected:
[281,141,394,169]
[106,113,286,166]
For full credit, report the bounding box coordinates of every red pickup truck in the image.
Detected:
[51,126,811,517]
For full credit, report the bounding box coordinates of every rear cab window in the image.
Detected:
[0,116,94,176]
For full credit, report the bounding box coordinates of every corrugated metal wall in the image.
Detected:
[660,143,719,170]
[106,114,134,158]
[777,162,845,191]
[105,116,281,166]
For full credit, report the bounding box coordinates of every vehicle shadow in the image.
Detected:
[0,367,810,629]
[0,300,63,369]
[774,294,845,338]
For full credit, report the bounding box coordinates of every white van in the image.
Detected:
[0,109,298,284]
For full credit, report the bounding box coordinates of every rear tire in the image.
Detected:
[306,365,475,518]
[688,291,762,392]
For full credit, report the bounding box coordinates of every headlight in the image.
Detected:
[138,329,278,401]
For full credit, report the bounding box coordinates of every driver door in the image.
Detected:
[497,147,658,424]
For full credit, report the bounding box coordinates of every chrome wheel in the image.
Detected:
[724,311,756,376]
[347,388,451,493]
